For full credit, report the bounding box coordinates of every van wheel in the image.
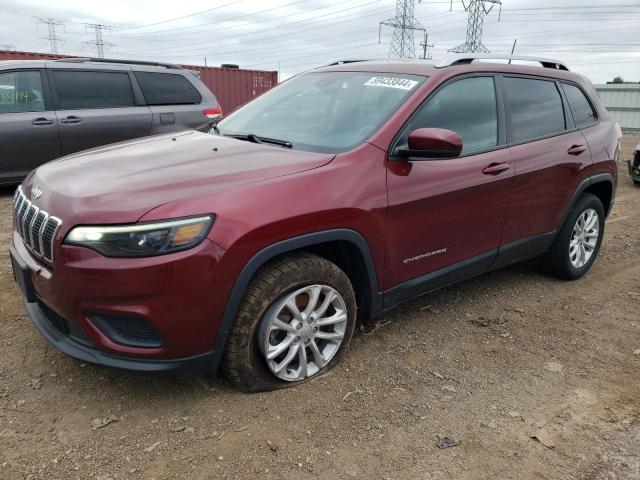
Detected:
[543,193,605,280]
[223,254,356,392]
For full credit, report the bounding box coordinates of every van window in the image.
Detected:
[504,77,566,143]
[561,83,597,129]
[408,76,498,154]
[134,72,202,105]
[53,70,135,109]
[0,71,45,113]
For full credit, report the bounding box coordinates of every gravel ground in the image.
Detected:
[1,135,639,480]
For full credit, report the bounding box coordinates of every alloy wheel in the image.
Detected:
[569,208,600,268]
[259,284,348,382]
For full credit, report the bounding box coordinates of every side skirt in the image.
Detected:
[379,232,555,313]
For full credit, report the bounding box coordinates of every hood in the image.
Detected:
[27,131,334,225]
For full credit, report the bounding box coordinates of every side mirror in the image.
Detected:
[395,128,463,160]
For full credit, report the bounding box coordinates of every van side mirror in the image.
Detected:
[394,128,463,160]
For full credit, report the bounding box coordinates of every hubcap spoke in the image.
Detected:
[274,342,300,373]
[303,285,321,317]
[271,318,295,333]
[308,339,327,368]
[317,310,347,327]
[267,334,295,360]
[315,330,343,342]
[297,345,308,379]
[313,290,336,318]
[286,298,303,321]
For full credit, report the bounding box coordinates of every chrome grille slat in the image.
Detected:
[12,186,62,263]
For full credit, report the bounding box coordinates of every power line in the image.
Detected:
[450,0,502,53]
[119,0,313,37]
[83,24,116,58]
[35,17,65,54]
[114,0,247,31]
[379,0,426,58]
[116,3,393,55]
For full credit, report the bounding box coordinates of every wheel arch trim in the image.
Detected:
[560,173,614,229]
[209,229,380,374]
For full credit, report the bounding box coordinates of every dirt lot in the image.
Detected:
[1,135,639,480]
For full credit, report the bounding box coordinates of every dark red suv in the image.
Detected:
[10,55,620,391]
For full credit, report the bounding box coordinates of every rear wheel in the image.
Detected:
[223,254,356,392]
[543,193,605,280]
[633,179,640,186]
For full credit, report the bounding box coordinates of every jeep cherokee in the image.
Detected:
[10,55,620,392]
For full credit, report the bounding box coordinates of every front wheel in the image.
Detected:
[223,254,356,392]
[543,193,605,280]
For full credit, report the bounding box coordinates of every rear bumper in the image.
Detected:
[23,296,217,374]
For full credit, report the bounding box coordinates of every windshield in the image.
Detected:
[216,71,425,153]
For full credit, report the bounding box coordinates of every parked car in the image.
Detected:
[629,143,640,185]
[0,57,221,185]
[10,54,619,392]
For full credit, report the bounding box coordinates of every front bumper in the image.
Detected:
[11,232,230,374]
[21,294,217,373]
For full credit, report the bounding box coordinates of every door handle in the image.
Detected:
[60,116,81,124]
[31,117,54,126]
[567,145,587,156]
[482,162,511,175]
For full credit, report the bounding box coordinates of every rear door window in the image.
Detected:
[53,70,135,109]
[134,72,202,105]
[504,77,566,143]
[0,70,45,113]
[561,83,597,129]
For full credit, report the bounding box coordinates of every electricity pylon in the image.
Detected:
[379,0,426,58]
[35,17,65,54]
[450,0,501,53]
[83,24,116,58]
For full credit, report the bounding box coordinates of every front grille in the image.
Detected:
[13,186,62,263]
[634,149,640,168]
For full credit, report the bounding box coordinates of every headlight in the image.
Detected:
[65,215,214,257]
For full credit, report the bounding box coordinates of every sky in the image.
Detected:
[1,0,639,83]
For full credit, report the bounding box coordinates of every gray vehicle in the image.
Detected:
[0,58,220,185]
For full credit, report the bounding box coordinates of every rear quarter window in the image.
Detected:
[134,72,202,106]
[504,77,566,143]
[561,83,598,129]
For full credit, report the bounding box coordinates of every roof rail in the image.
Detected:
[436,54,569,71]
[53,57,182,69]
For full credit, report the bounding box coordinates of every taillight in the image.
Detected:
[203,106,223,119]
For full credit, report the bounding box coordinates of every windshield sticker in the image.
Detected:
[364,77,418,91]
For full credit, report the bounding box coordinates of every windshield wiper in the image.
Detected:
[226,133,292,149]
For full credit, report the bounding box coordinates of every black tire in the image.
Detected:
[633,179,640,186]
[543,193,605,280]
[223,253,357,392]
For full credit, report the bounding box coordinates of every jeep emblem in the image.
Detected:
[31,184,43,200]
